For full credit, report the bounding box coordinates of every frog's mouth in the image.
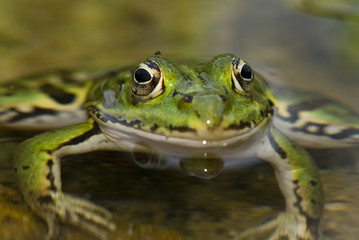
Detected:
[96,117,268,158]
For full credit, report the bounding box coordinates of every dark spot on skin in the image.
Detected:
[57,122,101,149]
[145,61,161,72]
[268,99,274,108]
[8,107,57,123]
[14,168,17,173]
[232,58,240,70]
[219,95,228,102]
[310,180,317,186]
[151,124,159,132]
[89,106,144,130]
[169,125,196,132]
[292,122,359,141]
[40,84,76,104]
[45,159,57,191]
[119,119,142,129]
[38,195,54,205]
[172,89,181,97]
[240,121,251,129]
[99,112,121,124]
[46,173,54,184]
[194,110,201,119]
[226,121,252,130]
[48,184,57,191]
[267,128,287,159]
[47,159,53,168]
[276,97,356,125]
[22,165,30,170]
[292,180,321,238]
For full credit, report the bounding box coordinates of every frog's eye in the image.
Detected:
[231,58,254,93]
[131,60,164,98]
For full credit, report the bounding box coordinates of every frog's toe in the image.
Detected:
[268,212,321,240]
[39,192,115,240]
[61,193,113,226]
[58,193,115,239]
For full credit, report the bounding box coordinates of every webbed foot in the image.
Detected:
[32,192,115,240]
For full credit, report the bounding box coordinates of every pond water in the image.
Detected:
[0,0,358,239]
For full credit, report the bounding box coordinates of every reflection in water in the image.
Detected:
[179,154,224,180]
[130,150,246,180]
[131,151,169,169]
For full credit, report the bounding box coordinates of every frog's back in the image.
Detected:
[271,85,359,148]
[0,71,94,130]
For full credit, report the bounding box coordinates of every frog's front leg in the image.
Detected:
[237,126,324,240]
[13,119,117,240]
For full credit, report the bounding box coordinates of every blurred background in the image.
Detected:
[0,0,358,103]
[0,0,358,239]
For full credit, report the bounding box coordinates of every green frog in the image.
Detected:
[1,53,358,240]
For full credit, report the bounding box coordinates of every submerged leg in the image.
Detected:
[237,126,324,240]
[13,119,117,239]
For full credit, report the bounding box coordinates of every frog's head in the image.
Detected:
[88,54,273,156]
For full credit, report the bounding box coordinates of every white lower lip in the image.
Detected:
[98,119,268,158]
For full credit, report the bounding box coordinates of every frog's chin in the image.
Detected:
[98,119,268,159]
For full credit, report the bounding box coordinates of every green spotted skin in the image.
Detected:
[0,71,91,130]
[1,54,359,240]
[85,55,273,141]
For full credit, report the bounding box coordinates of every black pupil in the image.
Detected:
[241,64,252,79]
[135,68,152,83]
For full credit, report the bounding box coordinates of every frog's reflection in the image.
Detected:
[179,153,224,180]
[131,151,224,179]
[131,149,261,180]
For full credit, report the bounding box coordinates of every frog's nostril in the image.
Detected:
[219,95,228,102]
[182,95,193,103]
